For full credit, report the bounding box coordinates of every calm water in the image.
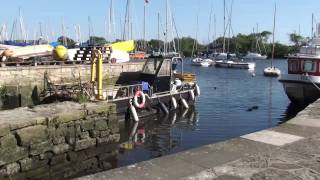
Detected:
[117,59,304,167]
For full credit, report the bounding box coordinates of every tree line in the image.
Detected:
[58,31,306,58]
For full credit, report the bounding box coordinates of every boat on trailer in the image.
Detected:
[40,46,200,121]
[279,25,320,104]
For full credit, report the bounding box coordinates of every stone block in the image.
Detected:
[0,124,10,137]
[80,120,94,131]
[74,138,96,151]
[16,125,48,146]
[79,131,90,139]
[19,156,48,172]
[52,137,65,145]
[49,153,67,166]
[89,130,99,138]
[53,144,70,155]
[30,141,53,156]
[24,165,50,179]
[100,130,110,138]
[4,162,20,176]
[95,119,108,131]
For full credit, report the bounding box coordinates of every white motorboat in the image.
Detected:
[243,52,267,60]
[191,58,213,67]
[279,23,320,104]
[215,60,255,69]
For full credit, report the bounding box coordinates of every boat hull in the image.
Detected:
[215,61,255,69]
[279,74,320,104]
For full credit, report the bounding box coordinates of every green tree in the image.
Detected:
[57,36,76,48]
[87,36,108,46]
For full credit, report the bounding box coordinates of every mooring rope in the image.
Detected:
[306,73,320,91]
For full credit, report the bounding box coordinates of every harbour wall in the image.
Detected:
[0,101,120,180]
[0,62,145,86]
[0,62,145,109]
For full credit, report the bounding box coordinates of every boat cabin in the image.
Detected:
[288,56,320,76]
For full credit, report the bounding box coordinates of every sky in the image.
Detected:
[0,0,320,45]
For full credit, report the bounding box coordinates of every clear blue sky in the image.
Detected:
[0,0,319,44]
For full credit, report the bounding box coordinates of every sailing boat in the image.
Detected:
[191,12,213,67]
[215,0,255,69]
[263,4,281,77]
[244,25,268,60]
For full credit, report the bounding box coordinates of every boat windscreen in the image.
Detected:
[142,58,161,75]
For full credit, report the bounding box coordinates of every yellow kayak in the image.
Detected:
[109,40,134,52]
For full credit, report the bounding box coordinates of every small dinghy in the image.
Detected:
[263,66,281,77]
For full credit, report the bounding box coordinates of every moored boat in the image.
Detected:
[215,60,255,69]
[279,24,320,104]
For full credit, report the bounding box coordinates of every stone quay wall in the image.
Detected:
[0,62,145,86]
[0,101,120,180]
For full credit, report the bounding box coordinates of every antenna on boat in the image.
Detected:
[271,3,276,67]
[312,13,314,38]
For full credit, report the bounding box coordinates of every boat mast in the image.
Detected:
[271,4,277,67]
[164,0,168,56]
[143,0,148,50]
[223,0,226,53]
[158,12,160,51]
[312,13,314,38]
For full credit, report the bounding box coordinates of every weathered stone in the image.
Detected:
[25,165,50,179]
[30,141,53,156]
[52,111,86,124]
[16,125,48,146]
[81,120,94,131]
[4,162,20,175]
[97,134,120,144]
[0,134,17,149]
[95,119,108,131]
[9,119,37,131]
[0,134,28,166]
[100,130,110,138]
[53,144,70,155]
[89,130,99,138]
[0,124,10,137]
[19,157,48,172]
[39,152,54,160]
[79,131,90,139]
[74,138,96,151]
[52,137,65,145]
[50,153,67,166]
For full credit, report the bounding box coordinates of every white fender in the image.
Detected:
[181,97,189,109]
[130,103,139,122]
[159,102,169,114]
[182,108,189,118]
[171,96,177,110]
[171,112,177,125]
[189,90,195,101]
[194,84,200,97]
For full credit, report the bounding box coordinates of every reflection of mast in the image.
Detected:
[223,0,226,53]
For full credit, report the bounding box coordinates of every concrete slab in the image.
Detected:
[174,138,276,169]
[241,130,304,146]
[271,123,320,138]
[288,117,320,128]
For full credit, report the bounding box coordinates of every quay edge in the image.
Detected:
[78,99,320,180]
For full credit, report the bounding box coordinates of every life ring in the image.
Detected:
[111,58,117,64]
[133,90,146,109]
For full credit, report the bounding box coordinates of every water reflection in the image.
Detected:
[279,102,308,123]
[118,107,198,166]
